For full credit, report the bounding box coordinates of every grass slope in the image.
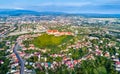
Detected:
[33,34,73,49]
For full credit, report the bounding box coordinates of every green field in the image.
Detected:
[33,34,73,49]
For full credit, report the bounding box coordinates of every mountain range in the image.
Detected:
[0,9,120,18]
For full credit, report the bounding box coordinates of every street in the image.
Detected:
[13,42,24,74]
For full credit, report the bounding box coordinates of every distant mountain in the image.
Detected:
[0,9,67,16]
[70,13,120,18]
[0,9,40,16]
[0,9,120,18]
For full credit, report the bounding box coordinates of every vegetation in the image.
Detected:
[0,50,10,74]
[33,34,73,49]
[20,25,120,74]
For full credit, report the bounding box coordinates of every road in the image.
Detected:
[9,30,46,36]
[0,27,16,38]
[13,42,24,74]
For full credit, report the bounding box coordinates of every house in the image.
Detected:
[115,61,120,71]
[113,58,119,62]
[47,30,58,35]
[116,61,120,67]
[46,30,73,36]
[104,51,110,57]
[95,49,102,56]
[24,69,36,74]
[0,60,4,64]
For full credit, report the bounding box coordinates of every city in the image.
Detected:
[0,0,120,74]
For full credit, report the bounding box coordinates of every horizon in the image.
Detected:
[0,0,120,14]
[1,8,120,15]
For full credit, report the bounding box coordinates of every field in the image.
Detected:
[33,34,73,49]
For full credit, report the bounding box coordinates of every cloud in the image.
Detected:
[0,0,120,14]
[13,7,24,10]
[37,2,91,7]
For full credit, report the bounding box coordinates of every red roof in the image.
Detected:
[116,61,120,65]
[52,30,58,32]
[67,32,72,34]
[47,30,58,33]
[47,30,73,35]
[47,30,52,32]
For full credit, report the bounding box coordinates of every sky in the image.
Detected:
[0,0,120,14]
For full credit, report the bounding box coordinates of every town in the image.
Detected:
[0,14,120,74]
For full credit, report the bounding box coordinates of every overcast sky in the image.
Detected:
[0,0,120,14]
